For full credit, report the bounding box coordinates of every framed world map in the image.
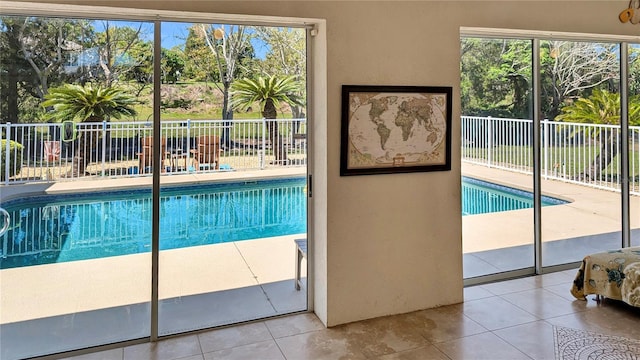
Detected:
[340,85,452,176]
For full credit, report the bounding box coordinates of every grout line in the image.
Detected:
[233,242,278,313]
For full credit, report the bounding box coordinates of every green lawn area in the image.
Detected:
[463,145,640,180]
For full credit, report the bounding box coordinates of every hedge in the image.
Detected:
[0,139,24,181]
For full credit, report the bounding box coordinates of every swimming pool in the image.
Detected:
[462,177,568,216]
[0,177,307,269]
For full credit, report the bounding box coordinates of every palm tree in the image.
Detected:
[231,75,303,164]
[556,88,640,180]
[42,83,137,177]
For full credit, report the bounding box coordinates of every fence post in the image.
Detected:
[487,116,492,167]
[260,118,266,169]
[101,121,107,177]
[4,122,10,185]
[186,119,192,172]
[543,119,549,179]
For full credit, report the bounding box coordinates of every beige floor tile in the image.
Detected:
[336,315,431,358]
[265,313,325,338]
[543,282,581,302]
[198,322,273,353]
[463,285,495,301]
[434,332,531,360]
[545,300,640,339]
[374,344,450,360]
[528,270,575,287]
[462,297,539,330]
[480,277,540,296]
[60,348,124,360]
[34,270,640,360]
[123,334,201,360]
[203,340,284,360]
[172,356,204,360]
[275,328,368,360]
[493,321,555,360]
[402,305,487,343]
[501,288,588,319]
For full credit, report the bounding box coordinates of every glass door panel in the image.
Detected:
[157,21,308,335]
[540,40,622,266]
[630,43,640,247]
[0,16,153,359]
[461,37,535,279]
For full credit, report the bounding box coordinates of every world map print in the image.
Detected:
[346,91,448,169]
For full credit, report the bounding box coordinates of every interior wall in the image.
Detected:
[6,0,638,327]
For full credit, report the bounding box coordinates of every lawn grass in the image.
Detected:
[463,145,640,180]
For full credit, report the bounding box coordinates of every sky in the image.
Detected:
[94,20,269,59]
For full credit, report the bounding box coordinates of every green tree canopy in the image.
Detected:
[41,83,137,177]
[556,88,640,126]
[42,83,137,123]
[253,27,306,119]
[556,89,640,180]
[231,75,303,163]
[231,75,303,118]
[460,38,532,119]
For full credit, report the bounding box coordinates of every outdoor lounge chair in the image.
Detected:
[137,136,167,174]
[190,135,221,170]
[43,140,61,162]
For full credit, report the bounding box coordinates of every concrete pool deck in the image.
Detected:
[0,234,306,324]
[462,163,640,278]
[463,163,640,252]
[0,167,308,326]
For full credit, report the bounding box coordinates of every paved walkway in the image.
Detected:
[462,163,640,277]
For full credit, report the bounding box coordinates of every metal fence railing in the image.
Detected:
[1,118,307,184]
[462,116,640,195]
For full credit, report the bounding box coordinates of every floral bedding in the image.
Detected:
[570,246,640,307]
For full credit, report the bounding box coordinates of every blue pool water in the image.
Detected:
[462,177,568,216]
[0,177,307,269]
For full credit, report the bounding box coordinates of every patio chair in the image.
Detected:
[190,135,221,170]
[43,141,61,162]
[137,136,167,174]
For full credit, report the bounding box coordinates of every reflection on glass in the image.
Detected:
[541,40,622,266]
[631,43,640,248]
[0,15,153,359]
[461,37,534,279]
[157,21,308,335]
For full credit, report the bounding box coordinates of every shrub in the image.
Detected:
[0,140,24,181]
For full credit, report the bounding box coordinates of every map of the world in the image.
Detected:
[346,91,448,170]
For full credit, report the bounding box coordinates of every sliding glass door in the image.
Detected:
[0,16,154,358]
[461,33,635,282]
[540,40,622,266]
[155,22,309,335]
[460,37,535,279]
[630,43,640,248]
[0,7,309,358]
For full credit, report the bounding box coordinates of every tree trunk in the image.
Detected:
[69,136,86,178]
[221,82,234,149]
[580,130,618,181]
[263,100,287,164]
[5,65,19,123]
[68,123,101,178]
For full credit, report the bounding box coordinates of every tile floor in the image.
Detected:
[61,269,640,360]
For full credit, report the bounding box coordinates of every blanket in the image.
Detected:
[570,246,640,307]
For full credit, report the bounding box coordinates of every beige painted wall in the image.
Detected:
[5,0,639,327]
